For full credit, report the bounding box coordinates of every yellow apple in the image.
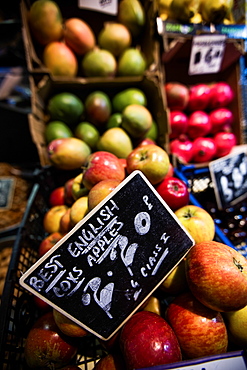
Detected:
[223,305,247,347]
[160,258,188,295]
[70,196,88,227]
[142,296,161,316]
[53,309,88,337]
[43,205,69,234]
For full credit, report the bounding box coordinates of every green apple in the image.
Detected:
[121,104,152,139]
[71,173,89,200]
[74,121,100,150]
[223,305,247,347]
[97,127,133,158]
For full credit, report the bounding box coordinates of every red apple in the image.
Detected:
[209,108,234,134]
[53,309,88,338]
[119,311,182,369]
[93,352,125,370]
[126,144,170,185]
[136,137,156,147]
[82,151,126,190]
[166,291,228,359]
[214,131,237,158]
[208,82,234,110]
[187,83,211,111]
[156,176,189,211]
[191,137,216,163]
[187,111,211,139]
[33,295,52,312]
[169,110,188,140]
[49,186,65,206]
[88,179,121,211]
[174,204,215,244]
[24,311,78,369]
[39,231,64,257]
[165,82,189,111]
[64,178,76,206]
[185,241,247,312]
[170,136,193,164]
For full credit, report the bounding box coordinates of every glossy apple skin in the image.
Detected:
[39,231,64,257]
[214,131,236,158]
[126,144,170,185]
[208,82,234,110]
[24,311,78,369]
[170,137,193,164]
[185,241,247,312]
[191,137,216,163]
[187,83,211,111]
[175,205,215,244]
[187,111,211,140]
[88,179,121,210]
[166,291,228,359]
[156,176,189,211]
[209,108,234,134]
[64,178,76,206]
[119,311,182,369]
[82,151,125,190]
[169,110,188,140]
[49,186,65,206]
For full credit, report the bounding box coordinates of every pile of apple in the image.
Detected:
[166,81,237,164]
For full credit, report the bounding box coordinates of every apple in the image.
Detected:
[223,304,247,347]
[24,311,78,369]
[185,241,247,312]
[187,83,211,111]
[97,127,133,158]
[155,176,189,211]
[208,82,234,110]
[70,196,88,227]
[166,291,228,359]
[64,178,76,206]
[165,82,189,111]
[169,110,188,140]
[43,205,69,234]
[126,144,170,185]
[88,179,121,211]
[214,131,236,158]
[119,310,182,369]
[209,108,234,134]
[191,137,216,163]
[49,186,65,206]
[93,352,125,370]
[53,309,88,337]
[33,295,52,312]
[142,295,161,316]
[60,208,73,234]
[187,111,211,140]
[164,162,174,179]
[170,136,193,164]
[136,137,155,147]
[174,205,215,244]
[39,231,64,257]
[160,258,188,295]
[71,173,89,200]
[82,151,126,190]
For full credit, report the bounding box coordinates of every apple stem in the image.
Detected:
[233,257,243,272]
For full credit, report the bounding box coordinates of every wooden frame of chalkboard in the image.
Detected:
[0,177,15,210]
[209,147,247,210]
[19,170,194,340]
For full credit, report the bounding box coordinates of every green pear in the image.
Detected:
[118,0,146,37]
[97,127,133,158]
[117,48,147,77]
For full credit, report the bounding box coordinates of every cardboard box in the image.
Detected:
[28,74,169,166]
[20,0,161,79]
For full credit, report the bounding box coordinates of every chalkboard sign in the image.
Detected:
[0,177,15,209]
[20,171,194,340]
[209,149,247,210]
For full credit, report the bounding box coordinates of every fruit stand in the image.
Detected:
[0,0,247,369]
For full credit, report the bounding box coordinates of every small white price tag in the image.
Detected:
[78,0,117,15]
[189,34,226,75]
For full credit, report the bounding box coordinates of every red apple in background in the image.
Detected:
[187,111,211,139]
[33,295,52,312]
[170,136,193,163]
[166,291,228,359]
[88,179,121,210]
[156,176,189,211]
[165,82,189,111]
[64,178,76,206]
[187,83,211,111]
[24,311,78,369]
[209,108,234,134]
[208,82,234,109]
[49,186,65,206]
[191,137,216,163]
[126,144,170,185]
[38,231,64,257]
[164,162,174,179]
[119,311,182,369]
[174,204,215,244]
[185,241,247,312]
[82,151,125,190]
[214,131,236,158]
[136,137,155,147]
[169,110,188,140]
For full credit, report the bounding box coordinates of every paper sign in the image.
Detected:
[209,149,247,209]
[79,0,117,15]
[189,34,226,75]
[19,171,194,340]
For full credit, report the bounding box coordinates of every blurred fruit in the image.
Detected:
[28,0,63,45]
[64,18,96,55]
[170,136,193,163]
[24,311,78,369]
[53,309,88,337]
[60,208,73,234]
[84,91,112,128]
[75,122,100,150]
[223,304,247,347]
[145,120,158,142]
[187,83,211,111]
[166,291,228,359]
[214,131,236,157]
[71,173,89,200]
[156,176,189,211]
[70,196,88,226]
[97,127,133,158]
[169,111,188,140]
[48,137,91,170]
[121,104,152,139]
[165,82,189,111]
[187,111,211,139]
[43,42,78,77]
[199,0,233,24]
[117,48,147,76]
[126,144,170,185]
[82,151,125,190]
[45,121,73,143]
[39,231,64,257]
[185,241,247,312]
[47,92,84,126]
[191,137,216,163]
[208,81,234,110]
[118,0,146,37]
[120,311,182,369]
[82,48,117,77]
[49,186,65,207]
[93,352,125,370]
[106,113,123,129]
[175,204,215,244]
[98,22,132,57]
[168,0,200,23]
[160,258,188,295]
[88,179,121,210]
[112,88,147,113]
[209,107,234,134]
[64,178,75,206]
[43,205,68,234]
